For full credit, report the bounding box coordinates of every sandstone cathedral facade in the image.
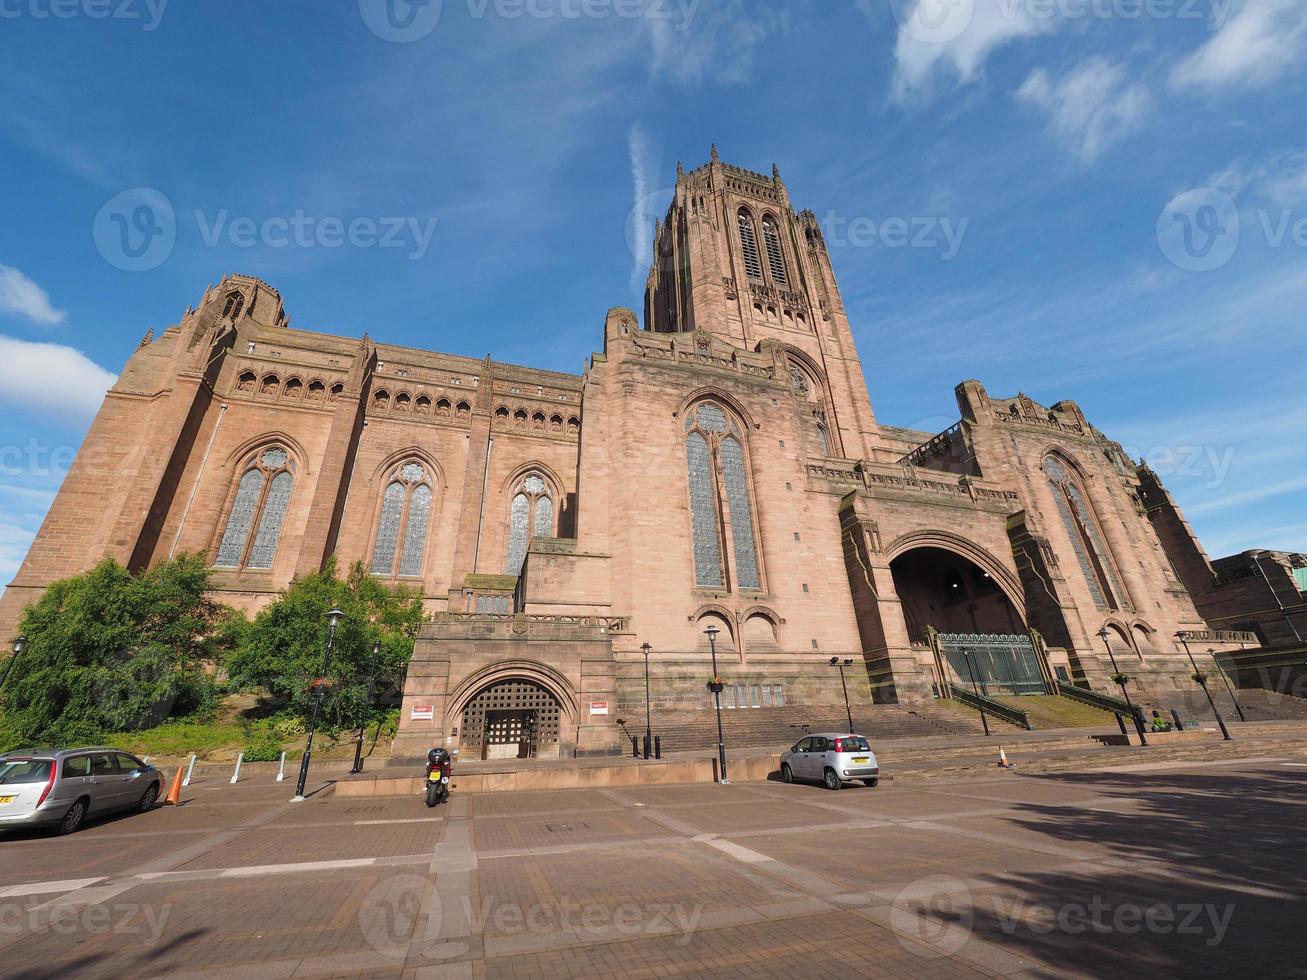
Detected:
[0,151,1257,759]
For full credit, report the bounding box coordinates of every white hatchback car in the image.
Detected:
[780,733,880,790]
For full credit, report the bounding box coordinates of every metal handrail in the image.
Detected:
[948,684,1033,730]
[1056,681,1133,716]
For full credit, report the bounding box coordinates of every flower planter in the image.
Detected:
[707,681,724,693]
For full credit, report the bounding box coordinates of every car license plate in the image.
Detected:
[0,795,14,805]
[851,757,869,764]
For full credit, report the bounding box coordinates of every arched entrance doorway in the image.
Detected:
[890,546,1047,697]
[890,547,1026,639]
[460,679,563,760]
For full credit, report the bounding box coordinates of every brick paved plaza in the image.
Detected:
[0,756,1304,979]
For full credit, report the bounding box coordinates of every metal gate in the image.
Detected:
[937,633,1049,697]
[460,680,562,760]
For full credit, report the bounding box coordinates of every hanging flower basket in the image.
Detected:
[1192,672,1208,685]
[308,677,336,694]
[707,676,727,692]
[1109,672,1132,686]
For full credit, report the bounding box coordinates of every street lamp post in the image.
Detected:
[960,648,990,737]
[704,625,728,784]
[828,657,855,732]
[640,642,653,760]
[1097,628,1148,746]
[1175,632,1231,741]
[1208,647,1246,723]
[350,639,382,775]
[294,607,344,801]
[0,635,27,690]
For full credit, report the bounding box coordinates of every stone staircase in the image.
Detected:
[642,703,985,753]
[1151,687,1307,725]
[991,694,1119,730]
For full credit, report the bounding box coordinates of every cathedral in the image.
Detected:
[0,150,1260,759]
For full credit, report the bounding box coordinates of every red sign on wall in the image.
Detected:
[411,704,434,721]
[589,701,609,716]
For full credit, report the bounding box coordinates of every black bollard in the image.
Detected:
[653,735,661,759]
[631,736,639,758]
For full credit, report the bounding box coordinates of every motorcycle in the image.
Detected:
[424,747,451,807]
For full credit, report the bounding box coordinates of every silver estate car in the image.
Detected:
[0,748,164,835]
[780,733,880,790]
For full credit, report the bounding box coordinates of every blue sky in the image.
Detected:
[0,0,1304,582]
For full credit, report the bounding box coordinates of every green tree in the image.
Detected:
[224,558,424,732]
[0,554,221,748]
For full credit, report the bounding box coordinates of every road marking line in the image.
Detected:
[702,838,770,863]
[0,877,105,898]
[220,858,376,878]
[354,817,443,825]
[1281,763,1307,767]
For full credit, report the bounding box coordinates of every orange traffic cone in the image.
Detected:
[998,747,1014,769]
[164,766,183,805]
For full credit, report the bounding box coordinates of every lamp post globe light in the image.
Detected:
[1097,627,1148,746]
[703,625,728,784]
[350,639,382,775]
[640,642,653,760]
[1174,632,1232,741]
[828,656,855,733]
[293,607,345,801]
[0,635,28,690]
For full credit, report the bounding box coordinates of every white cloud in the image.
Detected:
[888,0,1058,102]
[1016,58,1150,163]
[646,1,772,85]
[0,336,116,422]
[0,265,66,326]
[1171,0,1307,91]
[628,123,657,293]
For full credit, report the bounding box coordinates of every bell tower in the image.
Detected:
[643,146,884,459]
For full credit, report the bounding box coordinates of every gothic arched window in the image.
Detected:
[506,474,553,575]
[1044,455,1129,611]
[370,461,434,577]
[762,215,788,285]
[737,208,762,281]
[684,402,762,591]
[214,447,295,570]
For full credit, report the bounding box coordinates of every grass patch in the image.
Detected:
[107,717,246,759]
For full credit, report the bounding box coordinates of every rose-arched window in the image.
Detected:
[737,208,762,281]
[1044,454,1130,611]
[684,402,761,591]
[370,462,433,578]
[214,447,295,570]
[506,473,553,575]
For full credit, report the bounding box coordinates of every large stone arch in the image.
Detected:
[446,659,582,761]
[884,529,1026,614]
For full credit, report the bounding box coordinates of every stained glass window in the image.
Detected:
[534,495,553,538]
[1045,455,1128,610]
[720,436,760,589]
[371,482,405,575]
[789,364,810,397]
[247,471,292,569]
[214,447,294,570]
[737,209,762,281]
[763,216,787,285]
[696,403,727,433]
[506,493,531,575]
[686,431,724,587]
[215,469,264,567]
[398,484,431,576]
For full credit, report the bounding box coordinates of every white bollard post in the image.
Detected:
[142,756,150,765]
[182,753,197,787]
[230,752,244,785]
[276,751,286,782]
